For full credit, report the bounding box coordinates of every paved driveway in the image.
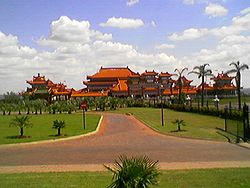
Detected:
[0,113,250,167]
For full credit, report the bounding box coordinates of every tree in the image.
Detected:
[174,68,188,104]
[105,155,159,188]
[172,119,186,131]
[226,61,249,110]
[0,102,7,115]
[52,119,65,136]
[9,116,32,137]
[188,64,213,107]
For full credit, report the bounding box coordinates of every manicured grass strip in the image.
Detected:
[0,168,250,188]
[0,113,100,144]
[113,107,229,141]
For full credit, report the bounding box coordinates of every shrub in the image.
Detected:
[105,155,159,188]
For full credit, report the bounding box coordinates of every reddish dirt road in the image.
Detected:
[0,113,250,171]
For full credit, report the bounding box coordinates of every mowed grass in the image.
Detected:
[1,168,250,188]
[0,113,101,144]
[112,107,230,141]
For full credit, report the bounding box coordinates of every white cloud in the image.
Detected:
[240,7,250,15]
[205,3,228,18]
[155,44,175,50]
[127,0,139,7]
[183,0,195,5]
[151,21,156,27]
[100,17,144,29]
[38,16,112,47]
[169,11,250,41]
[169,28,209,41]
[0,17,177,94]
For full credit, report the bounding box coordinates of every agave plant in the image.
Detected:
[52,119,66,136]
[104,155,159,188]
[172,119,186,131]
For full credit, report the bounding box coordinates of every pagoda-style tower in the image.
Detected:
[212,72,236,97]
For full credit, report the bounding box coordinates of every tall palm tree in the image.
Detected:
[104,155,159,188]
[188,64,213,107]
[226,61,249,109]
[9,116,32,137]
[174,68,188,104]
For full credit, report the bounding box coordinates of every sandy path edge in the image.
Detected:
[1,161,250,174]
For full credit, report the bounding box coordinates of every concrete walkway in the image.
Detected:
[0,113,250,173]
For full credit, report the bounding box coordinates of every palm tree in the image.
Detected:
[174,68,188,104]
[172,118,186,131]
[52,119,66,136]
[9,116,32,137]
[226,61,249,109]
[104,155,159,188]
[188,64,213,107]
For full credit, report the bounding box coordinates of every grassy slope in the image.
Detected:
[0,168,250,188]
[0,113,100,144]
[112,107,232,141]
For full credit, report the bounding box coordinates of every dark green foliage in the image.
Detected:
[9,116,32,136]
[105,155,159,188]
[52,119,65,136]
[172,119,186,131]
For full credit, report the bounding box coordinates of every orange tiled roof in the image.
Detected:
[144,87,158,91]
[83,81,117,86]
[212,72,235,81]
[217,84,237,90]
[27,73,47,85]
[141,70,158,76]
[71,91,108,97]
[159,72,173,77]
[163,89,172,95]
[87,67,136,79]
[111,79,128,92]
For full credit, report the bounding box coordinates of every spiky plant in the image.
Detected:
[188,64,213,107]
[225,61,249,110]
[172,119,186,131]
[104,155,159,188]
[9,115,32,137]
[52,119,66,136]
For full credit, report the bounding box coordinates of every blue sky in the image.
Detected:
[0,0,249,93]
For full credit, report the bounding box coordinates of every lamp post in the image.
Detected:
[214,95,220,112]
[186,95,191,107]
[160,84,164,126]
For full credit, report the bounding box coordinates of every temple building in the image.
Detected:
[24,68,237,100]
[80,67,197,98]
[24,73,72,101]
[77,67,137,97]
[211,72,237,97]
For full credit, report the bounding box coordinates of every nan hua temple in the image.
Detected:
[23,67,237,101]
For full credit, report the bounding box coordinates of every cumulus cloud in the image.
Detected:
[168,11,250,41]
[127,0,139,7]
[0,16,177,94]
[155,44,175,50]
[240,7,250,15]
[205,3,228,18]
[100,17,144,29]
[38,16,112,47]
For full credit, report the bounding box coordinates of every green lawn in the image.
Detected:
[112,107,234,141]
[0,113,101,144]
[0,168,250,188]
